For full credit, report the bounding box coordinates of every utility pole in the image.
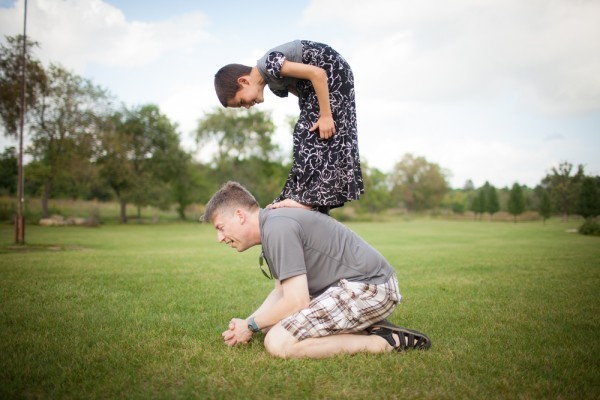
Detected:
[15,0,28,244]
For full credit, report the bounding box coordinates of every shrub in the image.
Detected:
[579,219,600,236]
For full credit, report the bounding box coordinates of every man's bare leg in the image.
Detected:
[264,324,392,359]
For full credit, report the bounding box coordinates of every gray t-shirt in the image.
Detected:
[259,208,394,297]
[256,40,303,97]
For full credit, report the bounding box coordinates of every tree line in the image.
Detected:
[1,35,599,225]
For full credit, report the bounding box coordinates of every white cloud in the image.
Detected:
[0,0,212,72]
[303,0,600,116]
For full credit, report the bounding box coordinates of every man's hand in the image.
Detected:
[221,318,253,346]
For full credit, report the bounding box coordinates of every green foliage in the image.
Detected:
[578,176,600,219]
[0,197,15,221]
[196,107,279,163]
[389,153,449,212]
[485,182,500,216]
[538,190,552,222]
[27,64,112,217]
[470,182,500,219]
[0,35,48,138]
[442,189,469,214]
[0,147,17,195]
[0,221,598,399]
[508,182,525,221]
[96,104,189,222]
[542,161,584,218]
[578,219,600,236]
[351,160,393,214]
[470,189,485,216]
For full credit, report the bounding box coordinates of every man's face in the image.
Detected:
[212,209,251,252]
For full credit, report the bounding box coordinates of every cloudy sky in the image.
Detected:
[1,0,599,188]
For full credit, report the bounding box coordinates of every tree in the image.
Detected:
[389,153,448,212]
[195,107,278,164]
[485,182,500,218]
[26,64,111,217]
[463,179,475,191]
[0,35,47,138]
[442,189,468,214]
[539,190,552,224]
[353,160,392,214]
[542,162,584,221]
[195,107,286,206]
[471,189,485,219]
[97,104,185,222]
[0,147,17,194]
[508,183,525,222]
[578,176,600,219]
[96,112,136,223]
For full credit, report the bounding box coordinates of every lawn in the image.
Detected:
[0,218,598,399]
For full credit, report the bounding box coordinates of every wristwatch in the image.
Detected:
[247,316,260,333]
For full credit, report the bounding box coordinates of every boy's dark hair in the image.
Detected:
[201,181,259,223]
[214,64,253,107]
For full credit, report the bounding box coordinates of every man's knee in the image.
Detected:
[264,324,297,358]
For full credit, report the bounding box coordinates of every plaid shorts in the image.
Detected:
[280,274,401,341]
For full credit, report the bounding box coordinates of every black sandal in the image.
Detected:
[367,320,431,351]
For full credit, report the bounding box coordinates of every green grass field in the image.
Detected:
[1,218,598,399]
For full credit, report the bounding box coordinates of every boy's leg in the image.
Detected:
[264,323,390,359]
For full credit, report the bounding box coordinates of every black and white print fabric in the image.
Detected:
[265,41,364,209]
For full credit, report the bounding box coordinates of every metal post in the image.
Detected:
[15,0,28,244]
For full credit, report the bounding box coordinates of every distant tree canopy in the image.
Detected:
[508,183,526,222]
[542,161,584,220]
[97,104,186,222]
[195,107,279,163]
[26,64,112,217]
[0,147,17,195]
[389,153,449,212]
[470,182,500,219]
[0,35,47,138]
[578,176,600,219]
[539,190,552,223]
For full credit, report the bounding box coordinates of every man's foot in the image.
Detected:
[367,320,431,351]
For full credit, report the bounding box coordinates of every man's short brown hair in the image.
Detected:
[201,181,259,223]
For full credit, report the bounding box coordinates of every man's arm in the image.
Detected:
[223,274,310,346]
[253,274,310,328]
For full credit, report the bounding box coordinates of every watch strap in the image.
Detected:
[248,316,260,333]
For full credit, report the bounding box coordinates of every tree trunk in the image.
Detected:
[119,198,127,223]
[177,204,186,220]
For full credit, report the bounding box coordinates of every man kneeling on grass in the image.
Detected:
[202,181,431,358]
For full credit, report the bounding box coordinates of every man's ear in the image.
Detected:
[235,208,246,224]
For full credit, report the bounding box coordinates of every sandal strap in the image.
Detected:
[368,321,432,351]
[368,327,403,351]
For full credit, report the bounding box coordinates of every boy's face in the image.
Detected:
[227,77,264,109]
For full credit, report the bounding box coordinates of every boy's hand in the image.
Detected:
[267,199,311,210]
[310,115,335,139]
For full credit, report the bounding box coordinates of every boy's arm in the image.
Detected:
[280,60,335,139]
